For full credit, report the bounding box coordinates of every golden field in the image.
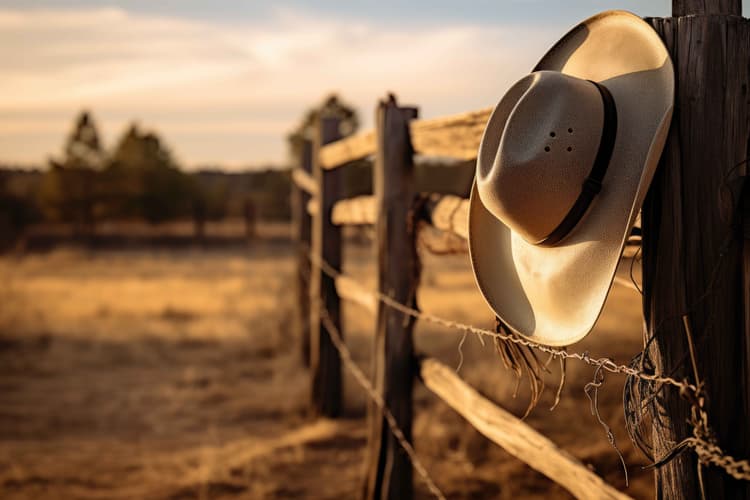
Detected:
[0,227,654,499]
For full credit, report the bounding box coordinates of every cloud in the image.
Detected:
[0,6,555,168]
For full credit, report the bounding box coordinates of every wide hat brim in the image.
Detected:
[468,10,674,346]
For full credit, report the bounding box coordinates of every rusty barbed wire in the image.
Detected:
[646,383,750,482]
[307,249,696,393]
[306,248,750,482]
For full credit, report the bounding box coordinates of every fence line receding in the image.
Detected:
[289,92,750,499]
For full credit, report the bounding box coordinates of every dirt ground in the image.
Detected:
[0,229,656,499]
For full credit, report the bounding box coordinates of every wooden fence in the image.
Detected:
[290,95,634,499]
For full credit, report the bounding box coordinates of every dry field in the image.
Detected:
[0,229,654,499]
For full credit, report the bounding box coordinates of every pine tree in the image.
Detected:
[106,123,194,223]
[38,110,104,236]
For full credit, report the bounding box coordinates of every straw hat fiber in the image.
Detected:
[469,11,674,346]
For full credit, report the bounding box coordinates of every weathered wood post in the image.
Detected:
[292,140,313,366]
[310,116,343,417]
[643,1,750,497]
[744,180,750,431]
[364,96,419,500]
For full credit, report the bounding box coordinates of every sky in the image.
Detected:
[0,1,681,170]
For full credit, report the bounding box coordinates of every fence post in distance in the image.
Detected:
[310,116,343,418]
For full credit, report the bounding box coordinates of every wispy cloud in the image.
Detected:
[0,6,555,168]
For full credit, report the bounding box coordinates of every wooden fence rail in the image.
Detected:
[319,107,492,169]
[293,188,473,248]
[326,194,471,241]
[334,275,377,313]
[419,357,631,500]
[331,196,376,226]
[291,167,318,197]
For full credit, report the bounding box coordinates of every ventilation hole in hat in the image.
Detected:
[568,128,573,133]
[549,131,556,138]
[567,147,573,152]
[544,146,551,152]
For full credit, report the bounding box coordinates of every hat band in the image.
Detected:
[535,81,618,247]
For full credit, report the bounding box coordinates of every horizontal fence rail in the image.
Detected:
[291,167,318,196]
[319,129,376,169]
[418,225,469,255]
[334,274,377,313]
[424,194,470,240]
[409,108,493,161]
[328,194,470,240]
[419,357,632,500]
[319,107,492,169]
[331,195,376,226]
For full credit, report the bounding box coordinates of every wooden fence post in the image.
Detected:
[310,117,343,417]
[644,3,750,498]
[364,96,419,500]
[744,179,750,448]
[293,140,313,366]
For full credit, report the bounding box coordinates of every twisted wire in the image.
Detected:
[307,249,750,481]
[317,305,447,499]
[308,250,695,393]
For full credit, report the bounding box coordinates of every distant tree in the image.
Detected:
[105,124,195,224]
[64,111,104,170]
[287,94,359,161]
[109,124,173,172]
[38,110,104,235]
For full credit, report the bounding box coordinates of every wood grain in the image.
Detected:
[419,358,632,500]
[364,99,420,500]
[410,107,492,161]
[672,0,741,15]
[644,14,750,499]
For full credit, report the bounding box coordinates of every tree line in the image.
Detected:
[0,94,474,250]
[39,111,221,232]
[0,110,293,248]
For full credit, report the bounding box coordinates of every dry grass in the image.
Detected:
[0,234,654,499]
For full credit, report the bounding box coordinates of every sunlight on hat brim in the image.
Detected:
[468,11,674,346]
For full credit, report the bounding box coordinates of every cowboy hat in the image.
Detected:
[469,10,674,346]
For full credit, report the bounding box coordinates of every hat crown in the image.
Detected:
[477,71,605,244]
